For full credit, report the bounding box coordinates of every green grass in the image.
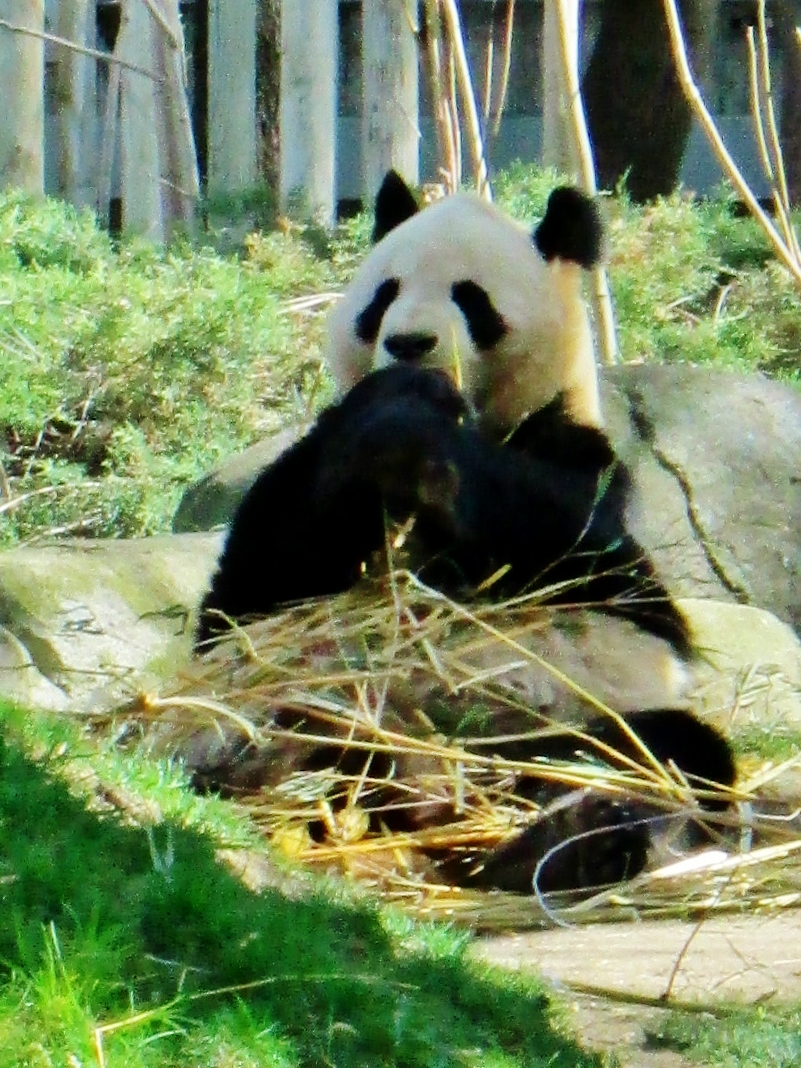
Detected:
[0,192,338,544]
[654,1006,801,1067]
[495,165,801,375]
[0,700,602,1068]
[3,167,801,546]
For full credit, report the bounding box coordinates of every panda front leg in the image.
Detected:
[195,365,471,648]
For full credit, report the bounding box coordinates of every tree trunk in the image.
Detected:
[361,0,419,198]
[542,0,578,175]
[208,0,257,196]
[52,0,96,206]
[0,0,45,193]
[115,0,163,237]
[256,0,280,195]
[582,0,717,200]
[279,0,338,223]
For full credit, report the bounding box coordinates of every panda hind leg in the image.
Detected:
[445,709,737,896]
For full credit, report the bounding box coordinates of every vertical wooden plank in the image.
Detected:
[53,0,96,207]
[0,0,45,193]
[279,0,338,224]
[153,0,200,229]
[208,0,257,194]
[117,0,163,237]
[361,0,419,198]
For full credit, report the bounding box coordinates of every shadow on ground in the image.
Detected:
[0,729,602,1067]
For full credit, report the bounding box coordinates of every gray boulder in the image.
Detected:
[173,427,306,533]
[602,365,801,634]
[3,364,801,718]
[0,532,221,710]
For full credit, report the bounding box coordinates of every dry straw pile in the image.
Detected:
[121,571,801,930]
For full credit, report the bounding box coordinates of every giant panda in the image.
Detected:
[193,171,736,896]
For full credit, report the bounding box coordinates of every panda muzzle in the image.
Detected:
[383,332,438,362]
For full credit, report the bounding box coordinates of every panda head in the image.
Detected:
[326,171,604,437]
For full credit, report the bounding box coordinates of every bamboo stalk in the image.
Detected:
[745,26,798,259]
[746,27,774,185]
[110,566,801,924]
[754,1,801,261]
[482,17,494,123]
[490,0,516,141]
[422,0,459,190]
[440,0,491,198]
[445,30,463,187]
[552,0,618,365]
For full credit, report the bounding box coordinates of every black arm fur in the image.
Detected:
[196,366,690,656]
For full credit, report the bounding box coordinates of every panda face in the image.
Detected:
[327,181,604,436]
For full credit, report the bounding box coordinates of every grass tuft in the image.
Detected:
[0,699,603,1068]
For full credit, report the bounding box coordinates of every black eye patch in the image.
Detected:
[355,278,401,343]
[451,281,507,349]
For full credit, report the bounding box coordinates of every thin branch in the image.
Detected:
[662,0,801,288]
[140,0,181,50]
[0,17,161,80]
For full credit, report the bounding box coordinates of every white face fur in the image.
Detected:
[326,191,602,435]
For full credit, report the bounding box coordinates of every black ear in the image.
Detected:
[372,170,420,243]
[533,186,603,269]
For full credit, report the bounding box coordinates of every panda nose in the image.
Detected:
[383,332,438,361]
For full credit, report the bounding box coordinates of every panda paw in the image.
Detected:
[448,792,652,896]
[324,365,469,427]
[316,367,470,526]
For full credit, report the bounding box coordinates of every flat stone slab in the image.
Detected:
[474,913,801,1003]
[474,912,801,1066]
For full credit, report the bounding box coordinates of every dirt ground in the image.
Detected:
[473,912,801,1067]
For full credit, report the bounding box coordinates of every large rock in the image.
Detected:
[172,427,306,533]
[2,530,801,750]
[3,364,801,720]
[680,597,801,730]
[603,365,801,635]
[173,365,801,635]
[0,533,221,710]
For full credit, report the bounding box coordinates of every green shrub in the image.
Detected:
[1,168,800,546]
[0,193,335,544]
